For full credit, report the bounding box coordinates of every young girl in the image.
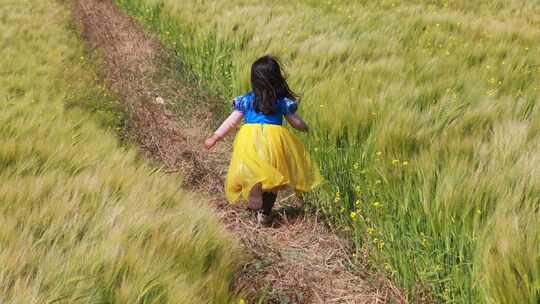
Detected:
[204,55,321,225]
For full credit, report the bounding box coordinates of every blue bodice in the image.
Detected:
[233,92,298,125]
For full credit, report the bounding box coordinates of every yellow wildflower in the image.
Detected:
[372,201,382,208]
[367,227,375,234]
[402,161,409,166]
[350,211,357,221]
[392,159,400,165]
[334,193,341,203]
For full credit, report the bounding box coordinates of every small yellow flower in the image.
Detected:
[372,201,382,208]
[238,299,246,304]
[367,227,375,234]
[402,161,409,166]
[350,211,357,221]
[354,199,361,206]
[376,151,382,156]
[378,240,385,249]
[392,159,400,165]
[384,263,392,271]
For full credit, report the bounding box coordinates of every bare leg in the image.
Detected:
[247,182,263,210]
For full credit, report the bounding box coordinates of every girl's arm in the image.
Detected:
[204,110,244,150]
[285,113,309,132]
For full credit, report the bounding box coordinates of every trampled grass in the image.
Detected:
[114,0,540,302]
[0,1,240,303]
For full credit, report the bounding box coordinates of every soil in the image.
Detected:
[72,1,399,303]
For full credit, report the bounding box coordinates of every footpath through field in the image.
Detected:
[72,0,394,302]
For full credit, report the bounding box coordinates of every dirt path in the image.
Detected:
[72,1,392,303]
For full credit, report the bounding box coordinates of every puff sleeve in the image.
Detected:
[281,97,298,115]
[232,95,246,113]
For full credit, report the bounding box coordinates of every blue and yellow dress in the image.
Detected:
[225,92,322,203]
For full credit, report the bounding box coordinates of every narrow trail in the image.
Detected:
[73,1,391,303]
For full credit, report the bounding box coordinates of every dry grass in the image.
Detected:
[0,0,241,303]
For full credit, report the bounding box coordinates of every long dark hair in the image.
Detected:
[251,55,298,114]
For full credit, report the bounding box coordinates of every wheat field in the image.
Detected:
[115,0,540,302]
[0,1,240,303]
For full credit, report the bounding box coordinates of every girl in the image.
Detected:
[204,55,322,225]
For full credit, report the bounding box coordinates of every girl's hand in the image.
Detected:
[204,134,221,150]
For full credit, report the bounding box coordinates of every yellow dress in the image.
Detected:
[225,123,322,203]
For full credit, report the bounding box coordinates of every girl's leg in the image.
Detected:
[247,182,263,210]
[262,192,277,215]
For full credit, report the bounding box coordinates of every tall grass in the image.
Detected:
[114,0,540,302]
[0,0,241,303]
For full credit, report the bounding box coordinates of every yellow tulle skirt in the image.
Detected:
[225,124,322,203]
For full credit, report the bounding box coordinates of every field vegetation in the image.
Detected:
[115,0,540,302]
[0,0,240,303]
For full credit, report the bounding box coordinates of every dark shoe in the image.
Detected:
[256,210,273,227]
